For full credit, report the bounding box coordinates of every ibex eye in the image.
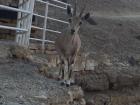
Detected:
[68,19,72,23]
[79,21,82,25]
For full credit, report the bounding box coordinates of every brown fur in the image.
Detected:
[55,1,97,84]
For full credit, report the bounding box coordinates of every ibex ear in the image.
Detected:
[67,5,72,16]
[83,13,97,25]
[83,13,90,20]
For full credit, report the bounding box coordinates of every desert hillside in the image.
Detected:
[72,0,140,61]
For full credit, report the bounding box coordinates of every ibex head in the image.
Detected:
[67,0,97,34]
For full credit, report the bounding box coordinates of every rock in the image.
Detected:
[30,86,85,105]
[86,94,110,105]
[85,59,97,71]
[9,45,32,60]
[74,52,98,71]
[71,98,86,105]
[68,86,84,100]
[74,57,97,72]
[113,73,140,89]
[73,53,87,71]
[110,95,140,105]
[74,60,140,91]
[74,71,109,91]
[103,66,140,89]
[86,93,140,105]
[74,52,112,72]
[87,52,112,67]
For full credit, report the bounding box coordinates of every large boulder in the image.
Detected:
[86,93,140,105]
[86,94,110,105]
[74,62,140,91]
[74,70,109,91]
[32,86,85,105]
[104,65,140,89]
[73,52,111,72]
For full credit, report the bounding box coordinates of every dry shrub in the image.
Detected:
[9,45,32,60]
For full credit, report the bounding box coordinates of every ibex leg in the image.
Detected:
[66,56,76,86]
[59,57,65,79]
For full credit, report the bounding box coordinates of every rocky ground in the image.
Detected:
[0,42,85,105]
[0,41,140,105]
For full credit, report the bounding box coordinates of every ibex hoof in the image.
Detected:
[60,80,75,87]
[66,83,70,87]
[60,80,65,86]
[65,80,71,87]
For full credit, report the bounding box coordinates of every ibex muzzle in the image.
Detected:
[55,0,97,87]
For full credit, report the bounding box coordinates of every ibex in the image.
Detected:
[55,0,97,86]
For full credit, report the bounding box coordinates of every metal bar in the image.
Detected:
[30,38,55,43]
[33,13,45,18]
[32,25,43,30]
[0,25,27,31]
[47,17,69,24]
[52,0,70,5]
[35,0,47,4]
[0,5,31,14]
[46,28,61,34]
[34,13,68,24]
[30,38,42,41]
[32,25,61,34]
[36,0,70,6]
[35,0,67,9]
[48,3,66,9]
[46,40,55,43]
[42,2,49,51]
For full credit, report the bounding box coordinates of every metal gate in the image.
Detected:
[0,0,70,50]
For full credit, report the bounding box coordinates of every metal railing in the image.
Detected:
[0,0,70,50]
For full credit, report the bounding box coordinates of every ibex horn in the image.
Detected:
[79,1,87,17]
[73,0,77,16]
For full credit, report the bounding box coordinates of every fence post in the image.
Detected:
[16,0,23,45]
[26,0,35,47]
[21,0,30,46]
[16,0,35,47]
[42,2,49,53]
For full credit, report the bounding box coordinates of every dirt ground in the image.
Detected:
[0,58,54,105]
[0,58,86,105]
